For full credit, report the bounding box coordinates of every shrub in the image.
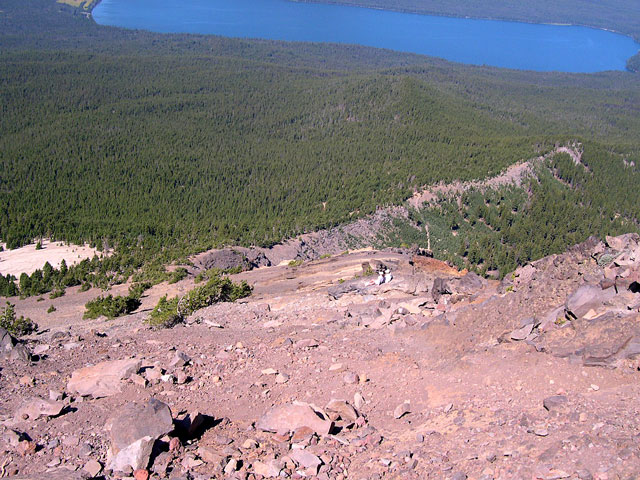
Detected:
[168,267,188,284]
[0,302,37,336]
[83,294,141,319]
[49,288,65,299]
[288,259,303,267]
[146,295,181,328]
[47,305,56,313]
[177,274,252,317]
[362,265,375,277]
[128,282,151,299]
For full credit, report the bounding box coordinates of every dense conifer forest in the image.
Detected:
[1,0,640,290]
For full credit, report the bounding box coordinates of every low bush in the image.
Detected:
[128,281,152,299]
[168,267,188,284]
[178,275,252,317]
[49,288,65,299]
[83,294,141,319]
[146,295,181,328]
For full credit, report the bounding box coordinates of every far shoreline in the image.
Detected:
[88,0,639,74]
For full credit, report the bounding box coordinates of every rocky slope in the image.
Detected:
[2,234,640,479]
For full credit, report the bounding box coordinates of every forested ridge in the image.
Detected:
[1,0,640,291]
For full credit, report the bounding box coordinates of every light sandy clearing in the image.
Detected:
[0,240,102,277]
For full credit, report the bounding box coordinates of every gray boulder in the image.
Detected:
[16,397,64,421]
[432,278,451,303]
[565,285,616,320]
[450,272,486,295]
[543,395,568,412]
[0,327,31,362]
[328,279,364,300]
[106,398,174,472]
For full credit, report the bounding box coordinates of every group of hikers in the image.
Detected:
[367,264,392,286]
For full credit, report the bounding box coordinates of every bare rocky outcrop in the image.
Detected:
[3,234,640,479]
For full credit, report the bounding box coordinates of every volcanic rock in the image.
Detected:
[67,358,142,398]
[106,398,173,471]
[257,403,332,435]
[0,327,31,362]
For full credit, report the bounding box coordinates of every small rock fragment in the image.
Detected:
[510,323,534,341]
[343,372,358,384]
[83,459,103,478]
[394,401,411,419]
[543,395,568,412]
[133,469,150,480]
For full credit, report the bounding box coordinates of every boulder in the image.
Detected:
[106,398,173,472]
[432,278,451,303]
[16,397,64,421]
[583,335,640,367]
[328,279,363,300]
[606,233,640,252]
[290,449,322,472]
[565,285,616,320]
[450,272,486,295]
[252,459,283,478]
[325,399,358,423]
[67,358,141,398]
[0,327,31,362]
[256,403,332,435]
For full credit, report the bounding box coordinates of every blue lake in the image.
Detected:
[92,0,639,72]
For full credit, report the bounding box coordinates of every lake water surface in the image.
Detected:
[92,0,639,72]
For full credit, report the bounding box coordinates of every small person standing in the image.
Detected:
[384,268,393,284]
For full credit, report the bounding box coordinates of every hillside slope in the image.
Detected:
[2,234,640,478]
[1,0,640,286]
